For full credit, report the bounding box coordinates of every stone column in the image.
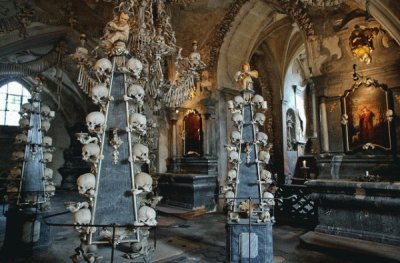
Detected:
[319,96,329,152]
[168,108,179,159]
[201,98,217,157]
[310,82,318,138]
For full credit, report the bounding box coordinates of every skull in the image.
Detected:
[386,109,394,122]
[225,190,235,205]
[232,112,243,128]
[71,46,89,63]
[137,206,157,226]
[254,112,266,126]
[252,94,267,109]
[126,57,143,79]
[90,83,109,105]
[41,104,51,117]
[257,211,271,223]
[132,143,150,164]
[258,150,270,165]
[127,84,145,105]
[86,111,105,134]
[77,173,96,195]
[43,152,53,163]
[15,134,28,144]
[134,172,153,193]
[45,183,56,197]
[19,118,30,130]
[10,167,22,178]
[255,132,268,146]
[228,150,239,164]
[261,191,275,207]
[11,151,25,161]
[260,169,272,184]
[82,143,101,163]
[20,103,32,114]
[227,100,234,110]
[233,96,244,108]
[94,58,112,78]
[41,120,51,132]
[129,113,147,135]
[231,131,243,145]
[227,169,237,182]
[73,208,92,226]
[42,136,52,147]
[44,168,53,180]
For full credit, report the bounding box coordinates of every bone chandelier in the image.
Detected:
[71,0,205,111]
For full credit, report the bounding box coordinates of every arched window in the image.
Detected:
[0,81,31,126]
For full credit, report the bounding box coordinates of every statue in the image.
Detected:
[101,11,130,51]
[234,62,258,90]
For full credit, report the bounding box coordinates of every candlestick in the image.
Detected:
[302,160,307,168]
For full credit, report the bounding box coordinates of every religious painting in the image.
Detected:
[183,110,203,156]
[342,79,392,151]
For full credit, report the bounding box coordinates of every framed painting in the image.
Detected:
[341,78,393,152]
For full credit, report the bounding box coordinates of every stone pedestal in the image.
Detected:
[301,179,400,260]
[226,220,273,263]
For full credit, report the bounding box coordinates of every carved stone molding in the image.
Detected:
[279,0,316,39]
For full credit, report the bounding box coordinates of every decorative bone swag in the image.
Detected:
[67,0,207,261]
[222,62,276,224]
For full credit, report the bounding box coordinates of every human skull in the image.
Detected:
[232,112,243,128]
[45,183,56,197]
[129,113,147,135]
[43,152,53,163]
[254,112,266,126]
[19,118,30,130]
[90,83,109,105]
[127,84,145,105]
[231,131,243,145]
[126,58,143,79]
[137,206,157,226]
[251,94,264,108]
[42,136,52,147]
[257,211,271,223]
[41,104,51,117]
[228,150,239,164]
[73,208,92,225]
[71,46,89,63]
[82,143,101,163]
[86,111,105,134]
[225,190,235,205]
[21,103,32,114]
[134,172,153,193]
[10,167,22,178]
[41,120,51,132]
[11,151,25,161]
[227,100,234,110]
[77,173,96,195]
[132,143,150,164]
[233,96,244,109]
[255,132,268,146]
[227,169,237,181]
[261,191,275,207]
[44,168,53,180]
[258,150,270,165]
[15,134,28,144]
[260,169,272,184]
[94,58,112,78]
[386,109,394,122]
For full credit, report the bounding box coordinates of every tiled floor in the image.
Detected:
[0,192,386,262]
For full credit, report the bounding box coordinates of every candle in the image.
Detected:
[227,100,234,109]
[302,160,307,167]
[366,171,369,176]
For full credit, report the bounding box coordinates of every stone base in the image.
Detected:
[300,231,400,262]
[226,220,273,263]
[158,173,217,211]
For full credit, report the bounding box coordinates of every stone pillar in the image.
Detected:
[168,108,179,159]
[201,98,217,157]
[319,97,329,153]
[310,82,318,138]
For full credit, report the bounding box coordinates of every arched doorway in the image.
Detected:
[183,110,203,156]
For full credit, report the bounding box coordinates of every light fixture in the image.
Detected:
[349,25,379,64]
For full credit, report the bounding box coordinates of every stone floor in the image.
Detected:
[0,192,396,263]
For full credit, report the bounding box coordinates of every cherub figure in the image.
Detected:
[234,62,259,90]
[102,11,130,47]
